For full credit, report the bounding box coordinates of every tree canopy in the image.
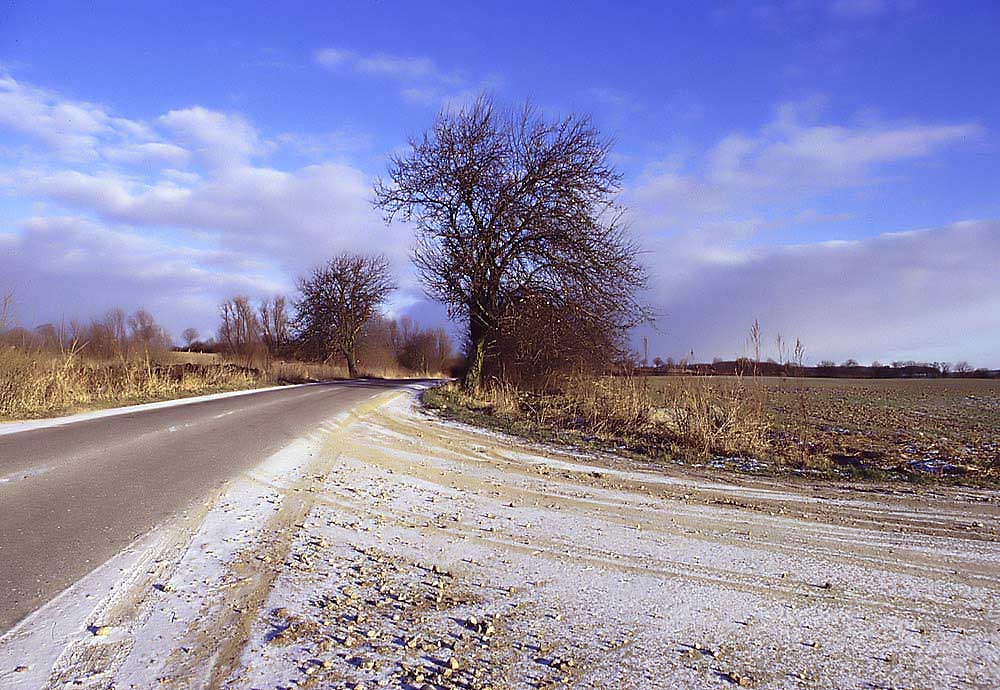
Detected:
[293,253,395,378]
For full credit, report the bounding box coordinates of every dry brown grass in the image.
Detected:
[270,360,349,383]
[432,374,770,462]
[477,378,523,417]
[647,376,770,459]
[561,375,652,437]
[159,351,222,365]
[0,343,449,421]
[0,346,263,420]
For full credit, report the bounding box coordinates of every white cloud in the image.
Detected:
[0,73,420,339]
[314,48,442,81]
[159,107,263,170]
[313,47,476,107]
[626,102,991,364]
[1,215,280,335]
[630,103,980,227]
[8,162,397,271]
[104,141,192,168]
[641,220,1000,367]
[0,73,148,158]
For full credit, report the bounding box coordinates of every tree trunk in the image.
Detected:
[463,313,489,392]
[463,336,486,392]
[345,347,359,378]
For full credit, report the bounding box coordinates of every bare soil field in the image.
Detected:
[645,376,1000,481]
[2,389,997,689]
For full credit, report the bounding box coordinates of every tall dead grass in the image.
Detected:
[0,346,263,420]
[0,345,446,421]
[649,376,770,458]
[446,373,771,461]
[270,360,349,383]
[561,375,652,437]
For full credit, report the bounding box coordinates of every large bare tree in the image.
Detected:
[294,253,395,378]
[374,96,647,390]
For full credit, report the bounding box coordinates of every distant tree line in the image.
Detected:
[0,253,457,379]
[643,358,998,379]
[639,321,998,379]
[205,252,457,377]
[0,307,173,360]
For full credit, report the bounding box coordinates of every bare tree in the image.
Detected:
[105,308,129,359]
[128,309,171,354]
[258,295,291,355]
[294,254,395,378]
[791,337,806,375]
[374,95,648,390]
[219,297,262,368]
[182,328,199,350]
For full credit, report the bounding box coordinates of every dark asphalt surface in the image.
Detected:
[0,379,416,634]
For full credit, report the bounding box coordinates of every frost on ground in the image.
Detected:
[1,387,998,689]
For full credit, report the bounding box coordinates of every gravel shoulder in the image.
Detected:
[2,389,998,689]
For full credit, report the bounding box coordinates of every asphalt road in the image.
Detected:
[0,379,416,634]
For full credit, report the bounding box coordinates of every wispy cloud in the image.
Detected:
[630,101,980,228]
[159,107,263,170]
[315,48,439,80]
[0,73,152,159]
[313,47,475,106]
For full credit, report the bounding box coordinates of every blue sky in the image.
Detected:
[1,1,998,365]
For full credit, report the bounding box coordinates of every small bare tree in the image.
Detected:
[105,308,129,359]
[182,328,199,350]
[374,96,647,391]
[128,309,171,355]
[791,337,806,376]
[219,297,262,368]
[294,254,395,378]
[258,295,291,355]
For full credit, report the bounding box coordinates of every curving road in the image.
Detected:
[0,379,418,633]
